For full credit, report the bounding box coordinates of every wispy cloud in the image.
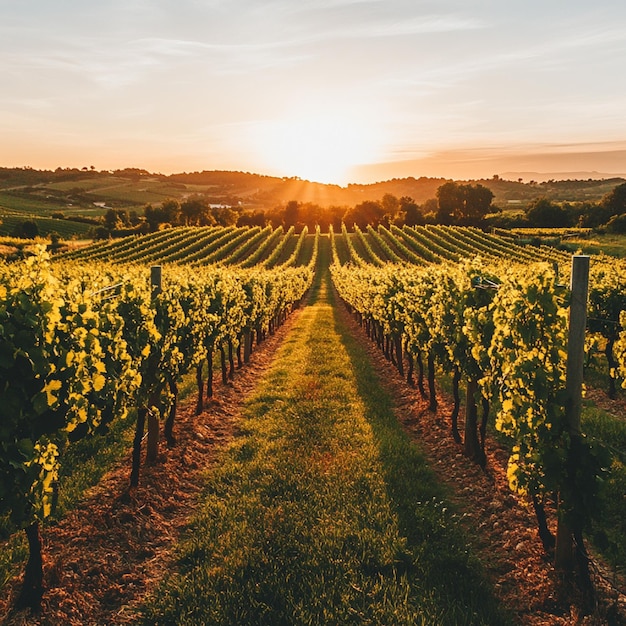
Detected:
[341,14,486,38]
[1,32,313,89]
[374,21,626,96]
[260,12,486,46]
[0,2,488,89]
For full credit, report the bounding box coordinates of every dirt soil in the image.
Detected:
[2,299,625,625]
[0,311,302,626]
[336,302,626,626]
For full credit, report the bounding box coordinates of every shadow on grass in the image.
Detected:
[329,280,512,626]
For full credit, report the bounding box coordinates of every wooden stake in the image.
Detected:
[146,265,163,464]
[555,255,590,570]
[151,265,162,298]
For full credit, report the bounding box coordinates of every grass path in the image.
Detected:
[141,244,508,625]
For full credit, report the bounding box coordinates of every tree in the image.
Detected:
[525,198,571,228]
[328,205,347,232]
[435,182,460,224]
[462,184,494,225]
[103,209,133,232]
[435,182,494,226]
[605,213,626,233]
[399,196,424,226]
[161,199,181,225]
[49,231,61,249]
[590,182,626,227]
[128,210,141,226]
[576,202,609,228]
[237,210,267,227]
[211,206,238,226]
[344,200,385,230]
[180,197,210,226]
[92,225,111,240]
[300,202,324,231]
[421,198,439,223]
[144,204,163,231]
[601,181,626,216]
[283,200,300,228]
[14,220,39,239]
[380,193,400,226]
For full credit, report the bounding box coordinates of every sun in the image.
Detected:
[251,112,383,185]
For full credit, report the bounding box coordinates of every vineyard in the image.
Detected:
[1,224,626,624]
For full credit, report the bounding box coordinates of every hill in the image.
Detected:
[0,167,623,226]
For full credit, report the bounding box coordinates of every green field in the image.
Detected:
[0,214,92,238]
[0,191,70,215]
[562,233,626,258]
[0,174,210,217]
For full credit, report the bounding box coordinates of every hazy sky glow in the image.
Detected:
[2,0,626,183]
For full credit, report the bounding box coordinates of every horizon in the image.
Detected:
[2,2,626,185]
[4,162,626,188]
[4,147,626,188]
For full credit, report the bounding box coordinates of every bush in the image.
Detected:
[13,220,40,239]
[525,198,572,228]
[605,213,626,234]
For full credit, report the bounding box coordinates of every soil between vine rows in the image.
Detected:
[0,309,303,626]
[1,292,624,625]
[335,300,626,626]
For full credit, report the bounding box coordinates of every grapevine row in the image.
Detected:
[330,257,604,561]
[0,249,313,608]
[333,224,626,396]
[62,225,314,268]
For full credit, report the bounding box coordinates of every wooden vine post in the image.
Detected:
[555,255,590,571]
[146,265,162,464]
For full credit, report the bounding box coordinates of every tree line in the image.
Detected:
[89,199,240,239]
[490,182,626,231]
[237,182,497,233]
[12,179,625,241]
[84,182,496,238]
[156,181,626,234]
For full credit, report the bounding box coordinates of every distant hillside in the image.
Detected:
[0,168,623,220]
[479,176,626,206]
[167,170,449,207]
[501,171,626,183]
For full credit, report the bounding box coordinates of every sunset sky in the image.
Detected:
[2,1,626,184]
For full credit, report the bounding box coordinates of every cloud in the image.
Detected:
[0,2,488,89]
[267,12,486,47]
[0,31,313,91]
[342,14,486,38]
